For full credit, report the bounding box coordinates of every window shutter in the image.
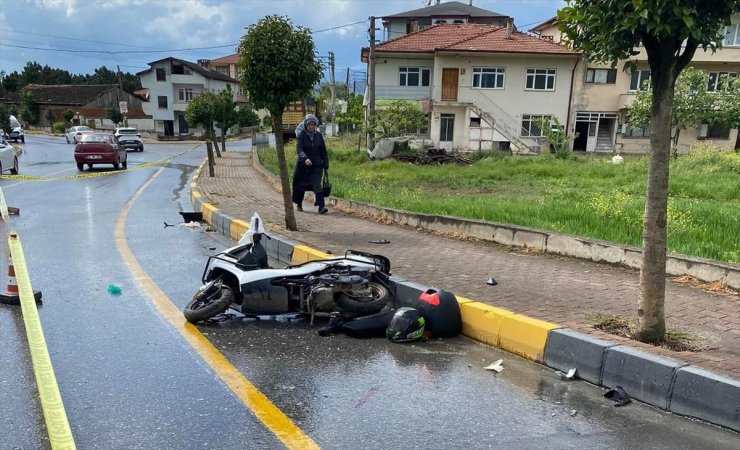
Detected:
[607,69,617,84]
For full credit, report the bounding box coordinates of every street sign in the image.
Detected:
[119,101,128,114]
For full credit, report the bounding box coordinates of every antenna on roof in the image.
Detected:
[422,0,432,6]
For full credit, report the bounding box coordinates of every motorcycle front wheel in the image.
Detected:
[336,282,390,314]
[184,283,234,323]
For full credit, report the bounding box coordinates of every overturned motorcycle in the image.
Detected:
[184,217,394,325]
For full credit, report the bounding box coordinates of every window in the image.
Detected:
[705,123,730,139]
[216,66,229,76]
[525,69,556,90]
[440,114,454,141]
[158,96,168,109]
[520,114,551,137]
[707,72,738,92]
[723,24,740,46]
[586,68,617,84]
[399,67,431,87]
[172,64,192,75]
[624,124,651,137]
[472,67,505,89]
[178,88,194,102]
[156,68,166,81]
[629,70,651,91]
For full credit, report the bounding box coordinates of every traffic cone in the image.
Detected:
[0,250,42,305]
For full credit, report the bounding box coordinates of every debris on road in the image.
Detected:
[604,386,631,406]
[107,284,122,296]
[484,359,504,373]
[486,277,498,286]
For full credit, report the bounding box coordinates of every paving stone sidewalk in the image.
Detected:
[196,150,739,380]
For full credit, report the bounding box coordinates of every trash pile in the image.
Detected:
[393,148,473,165]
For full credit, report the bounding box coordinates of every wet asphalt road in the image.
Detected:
[1,135,738,449]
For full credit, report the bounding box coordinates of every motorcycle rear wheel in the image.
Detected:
[336,282,390,314]
[184,283,234,323]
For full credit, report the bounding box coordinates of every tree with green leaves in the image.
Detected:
[184,91,220,177]
[558,0,740,343]
[0,103,10,135]
[63,109,75,125]
[238,15,324,230]
[627,67,739,156]
[236,107,260,129]
[107,105,123,126]
[372,100,429,139]
[534,116,575,159]
[19,88,39,125]
[215,85,239,152]
[335,93,364,133]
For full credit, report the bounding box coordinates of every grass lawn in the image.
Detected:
[258,134,740,265]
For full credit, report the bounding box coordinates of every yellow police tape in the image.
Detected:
[0,145,200,182]
[9,234,77,449]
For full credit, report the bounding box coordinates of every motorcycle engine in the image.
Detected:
[312,287,336,310]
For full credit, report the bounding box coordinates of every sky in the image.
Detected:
[0,0,566,87]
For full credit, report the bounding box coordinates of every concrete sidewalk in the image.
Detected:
[193,149,739,382]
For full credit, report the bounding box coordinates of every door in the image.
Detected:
[441,68,459,101]
[164,120,174,136]
[573,122,589,151]
[440,113,455,145]
[178,114,189,134]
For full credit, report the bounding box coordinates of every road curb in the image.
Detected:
[190,166,740,433]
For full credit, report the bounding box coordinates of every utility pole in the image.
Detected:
[368,16,377,151]
[117,65,127,126]
[345,67,350,100]
[329,51,336,124]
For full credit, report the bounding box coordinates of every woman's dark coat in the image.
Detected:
[292,130,329,192]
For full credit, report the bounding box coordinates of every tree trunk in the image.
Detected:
[221,128,226,152]
[272,113,297,230]
[636,68,677,343]
[211,126,222,157]
[206,139,215,177]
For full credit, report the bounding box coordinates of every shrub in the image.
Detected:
[52,122,66,134]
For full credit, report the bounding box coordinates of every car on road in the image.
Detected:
[0,135,20,174]
[113,127,144,152]
[65,125,93,144]
[74,132,127,171]
[6,115,24,143]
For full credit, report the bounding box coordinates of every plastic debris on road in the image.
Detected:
[486,277,498,286]
[107,284,122,295]
[604,385,631,406]
[484,359,504,373]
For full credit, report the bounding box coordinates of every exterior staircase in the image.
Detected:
[470,93,541,154]
[595,124,614,152]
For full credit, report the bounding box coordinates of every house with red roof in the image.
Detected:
[364,22,580,152]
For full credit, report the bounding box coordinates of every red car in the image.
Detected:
[74,133,128,171]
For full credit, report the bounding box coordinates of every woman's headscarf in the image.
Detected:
[295,114,320,137]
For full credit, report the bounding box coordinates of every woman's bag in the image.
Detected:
[322,169,332,197]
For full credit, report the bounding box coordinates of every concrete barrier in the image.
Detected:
[669,366,740,432]
[543,328,618,385]
[601,346,687,410]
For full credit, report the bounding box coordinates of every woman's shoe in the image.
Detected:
[318,207,328,214]
[295,203,303,212]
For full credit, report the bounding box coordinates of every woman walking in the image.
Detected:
[292,114,329,214]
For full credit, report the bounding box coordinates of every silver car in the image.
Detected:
[0,136,19,174]
[65,125,93,144]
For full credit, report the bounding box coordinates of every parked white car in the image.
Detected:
[65,125,93,144]
[113,127,144,152]
[0,136,20,174]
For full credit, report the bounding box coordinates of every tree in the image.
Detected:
[558,0,740,343]
[0,103,10,134]
[534,116,576,159]
[214,85,239,152]
[184,92,220,177]
[335,93,364,132]
[62,109,75,125]
[19,88,39,125]
[45,107,55,126]
[236,107,260,129]
[238,15,324,231]
[372,100,429,139]
[107,105,123,126]
[627,67,737,156]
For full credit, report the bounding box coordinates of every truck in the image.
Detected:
[281,98,316,139]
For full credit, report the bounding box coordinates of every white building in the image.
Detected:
[138,57,238,137]
[365,23,580,153]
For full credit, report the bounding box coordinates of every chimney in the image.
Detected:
[197,59,210,68]
[469,0,473,5]
[506,18,513,39]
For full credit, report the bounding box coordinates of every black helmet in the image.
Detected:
[386,307,426,343]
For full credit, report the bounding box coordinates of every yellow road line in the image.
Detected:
[9,234,77,450]
[115,167,319,450]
